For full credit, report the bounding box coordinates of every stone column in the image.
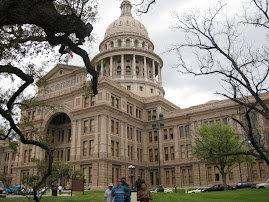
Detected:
[120,121,125,161]
[99,115,107,158]
[76,120,82,160]
[110,56,113,77]
[159,65,162,84]
[174,126,179,160]
[70,121,77,161]
[121,54,125,79]
[152,60,155,82]
[144,56,148,80]
[101,59,104,77]
[108,116,112,158]
[132,54,136,78]
[94,117,99,158]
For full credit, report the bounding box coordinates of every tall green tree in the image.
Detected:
[192,122,254,188]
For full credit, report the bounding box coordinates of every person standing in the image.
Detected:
[111,178,130,202]
[137,183,152,202]
[105,183,114,202]
[58,185,62,195]
[135,175,145,198]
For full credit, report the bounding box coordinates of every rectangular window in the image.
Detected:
[116,142,119,157]
[91,96,95,106]
[223,118,228,125]
[83,141,87,156]
[154,131,157,141]
[90,119,94,133]
[89,140,93,156]
[127,85,131,90]
[172,170,176,184]
[149,149,153,162]
[28,149,32,162]
[111,141,114,156]
[188,168,193,183]
[169,128,173,139]
[185,125,190,137]
[182,169,187,184]
[140,86,143,91]
[67,149,70,161]
[181,145,185,159]
[208,167,212,182]
[24,150,27,163]
[89,167,92,183]
[111,120,114,133]
[84,120,88,133]
[259,162,265,178]
[154,148,158,162]
[150,172,154,185]
[186,144,192,158]
[115,121,119,135]
[165,147,169,160]
[111,96,115,107]
[164,129,168,140]
[116,98,119,109]
[84,97,89,108]
[170,146,174,160]
[252,163,258,179]
[166,171,170,185]
[228,165,234,180]
[179,126,184,138]
[148,111,152,121]
[149,132,152,143]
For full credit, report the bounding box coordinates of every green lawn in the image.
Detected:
[1,189,269,201]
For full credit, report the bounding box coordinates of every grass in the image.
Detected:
[1,189,269,201]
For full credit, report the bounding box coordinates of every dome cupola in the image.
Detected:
[92,0,165,98]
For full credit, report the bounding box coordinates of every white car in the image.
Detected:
[254,179,269,189]
[151,188,173,193]
[187,187,206,193]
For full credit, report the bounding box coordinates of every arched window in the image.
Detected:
[118,40,122,47]
[134,40,138,47]
[126,66,131,76]
[104,44,107,50]
[111,41,114,48]
[142,42,145,49]
[126,39,130,47]
[136,66,140,76]
[117,66,121,76]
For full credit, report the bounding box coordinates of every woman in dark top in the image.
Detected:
[137,183,153,202]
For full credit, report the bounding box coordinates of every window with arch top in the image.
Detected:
[111,41,114,48]
[126,66,131,76]
[126,39,130,47]
[134,40,138,47]
[118,40,122,47]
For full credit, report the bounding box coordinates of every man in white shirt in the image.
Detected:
[58,185,63,195]
[104,183,114,202]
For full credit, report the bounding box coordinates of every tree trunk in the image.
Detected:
[222,172,227,190]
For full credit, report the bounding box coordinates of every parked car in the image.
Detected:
[252,179,269,189]
[150,188,173,193]
[187,187,206,193]
[235,182,256,189]
[0,181,6,198]
[202,184,235,192]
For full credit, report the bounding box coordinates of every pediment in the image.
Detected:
[44,64,85,81]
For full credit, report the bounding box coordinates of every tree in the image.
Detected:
[171,0,269,165]
[192,122,254,188]
[0,1,98,201]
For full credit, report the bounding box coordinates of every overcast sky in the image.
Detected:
[68,0,262,109]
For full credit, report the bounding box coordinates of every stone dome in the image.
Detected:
[104,0,150,40]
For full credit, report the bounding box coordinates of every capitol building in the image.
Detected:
[0,0,268,190]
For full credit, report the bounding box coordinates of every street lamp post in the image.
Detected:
[152,113,164,192]
[128,164,135,190]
